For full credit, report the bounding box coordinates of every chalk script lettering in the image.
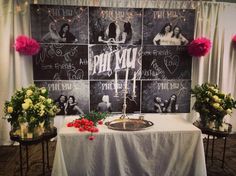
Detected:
[164,56,179,74]
[48,8,73,16]
[156,82,180,90]
[92,52,112,74]
[93,47,138,75]
[67,69,84,80]
[54,63,76,70]
[80,58,88,65]
[143,49,171,56]
[142,70,167,79]
[153,49,171,56]
[101,83,124,90]
[153,11,178,19]
[150,59,165,75]
[100,10,134,20]
[102,83,113,90]
[115,48,127,70]
[48,83,73,91]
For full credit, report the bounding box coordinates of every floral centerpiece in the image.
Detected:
[67,111,108,140]
[191,83,236,129]
[3,85,59,137]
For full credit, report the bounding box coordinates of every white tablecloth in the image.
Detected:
[52,114,207,176]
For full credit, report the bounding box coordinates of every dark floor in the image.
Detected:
[0,135,236,176]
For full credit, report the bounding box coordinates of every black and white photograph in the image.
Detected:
[35,80,89,115]
[89,7,142,45]
[89,44,142,80]
[142,46,192,79]
[143,9,195,45]
[30,4,88,44]
[141,80,191,113]
[33,44,88,80]
[90,80,141,113]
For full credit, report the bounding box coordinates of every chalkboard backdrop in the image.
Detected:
[89,7,142,45]
[35,80,89,114]
[30,5,88,44]
[89,44,142,80]
[142,46,192,79]
[90,80,141,113]
[142,80,191,113]
[143,9,195,45]
[31,4,195,114]
[33,44,88,80]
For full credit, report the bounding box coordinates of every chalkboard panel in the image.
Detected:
[33,44,88,80]
[143,9,195,45]
[30,5,88,44]
[141,80,191,113]
[90,80,140,113]
[89,7,142,45]
[142,46,192,79]
[35,80,89,115]
[31,4,196,115]
[89,45,142,80]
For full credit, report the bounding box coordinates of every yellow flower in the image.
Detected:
[24,98,32,104]
[213,89,219,93]
[39,110,45,117]
[22,103,30,110]
[47,98,52,104]
[207,91,212,97]
[49,110,55,116]
[7,106,13,113]
[41,87,47,94]
[40,104,45,110]
[217,106,223,111]
[209,86,215,90]
[26,89,33,96]
[39,95,46,101]
[226,109,232,114]
[212,95,221,103]
[212,103,220,109]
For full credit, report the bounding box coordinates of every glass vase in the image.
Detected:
[20,122,28,139]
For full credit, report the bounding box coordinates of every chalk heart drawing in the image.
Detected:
[164,55,179,74]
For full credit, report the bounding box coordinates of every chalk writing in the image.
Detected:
[164,55,179,74]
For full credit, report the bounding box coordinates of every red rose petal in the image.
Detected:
[88,135,95,140]
[98,120,103,125]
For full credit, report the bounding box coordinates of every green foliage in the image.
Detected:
[192,83,236,126]
[81,111,108,125]
[3,85,59,130]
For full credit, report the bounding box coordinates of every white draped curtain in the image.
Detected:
[1,0,236,145]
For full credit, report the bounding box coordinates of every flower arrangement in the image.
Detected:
[188,37,211,57]
[4,85,59,134]
[191,83,236,128]
[14,35,40,56]
[67,111,108,140]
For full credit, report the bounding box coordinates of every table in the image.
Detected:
[10,127,57,176]
[194,123,232,168]
[52,114,207,176]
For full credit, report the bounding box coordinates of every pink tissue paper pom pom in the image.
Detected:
[187,37,211,57]
[14,35,40,56]
[232,34,236,44]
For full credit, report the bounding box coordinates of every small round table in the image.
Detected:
[10,127,57,176]
[194,122,232,168]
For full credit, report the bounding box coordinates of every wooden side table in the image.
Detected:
[10,127,57,176]
[194,122,232,168]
